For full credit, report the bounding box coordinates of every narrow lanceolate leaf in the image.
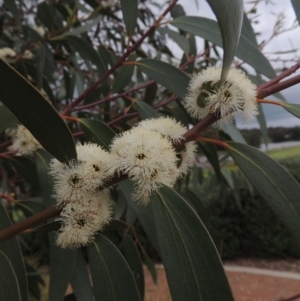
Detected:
[70,251,94,301]
[78,118,115,150]
[3,0,20,23]
[206,0,243,83]
[281,102,300,119]
[222,123,246,144]
[257,103,268,147]
[121,234,145,300]
[136,59,190,99]
[133,99,158,119]
[62,15,102,37]
[88,234,141,301]
[291,0,300,25]
[0,251,21,301]
[0,204,28,301]
[9,156,39,188]
[118,180,159,253]
[0,102,18,132]
[120,0,138,37]
[64,36,107,76]
[112,54,136,93]
[35,149,54,207]
[171,16,276,79]
[49,247,77,301]
[16,200,45,218]
[151,186,234,301]
[227,142,300,248]
[0,59,76,163]
[157,27,190,53]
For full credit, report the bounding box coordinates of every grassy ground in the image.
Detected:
[265,145,300,160]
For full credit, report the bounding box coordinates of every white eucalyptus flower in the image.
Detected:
[76,143,113,187]
[137,117,186,143]
[0,47,16,62]
[9,125,42,156]
[136,117,197,176]
[108,127,179,205]
[22,50,33,59]
[56,191,112,249]
[33,25,45,37]
[49,160,95,202]
[184,67,257,126]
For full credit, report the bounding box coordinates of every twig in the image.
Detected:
[61,0,179,116]
[257,74,300,99]
[257,61,300,91]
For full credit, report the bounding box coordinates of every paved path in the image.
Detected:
[144,265,300,301]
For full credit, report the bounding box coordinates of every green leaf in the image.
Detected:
[112,55,136,92]
[182,189,211,228]
[133,100,158,119]
[171,4,186,19]
[0,102,18,132]
[36,45,46,89]
[222,123,246,144]
[3,0,20,23]
[78,118,116,150]
[37,2,54,31]
[291,0,300,25]
[31,221,61,233]
[151,186,234,301]
[104,219,129,232]
[88,234,141,301]
[8,156,39,188]
[227,142,300,248]
[0,204,28,301]
[281,102,300,119]
[199,143,222,182]
[16,201,45,218]
[257,103,268,147]
[26,263,45,301]
[118,180,159,253]
[0,251,21,301]
[120,234,145,300]
[70,251,94,301]
[35,149,54,207]
[120,0,138,37]
[241,12,257,45]
[157,27,190,53]
[49,246,77,301]
[136,59,190,98]
[64,36,107,76]
[0,59,77,163]
[171,16,276,79]
[62,15,102,36]
[143,82,157,105]
[206,0,243,83]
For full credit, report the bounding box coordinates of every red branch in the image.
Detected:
[257,74,300,99]
[61,0,179,116]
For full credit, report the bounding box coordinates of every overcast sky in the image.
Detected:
[171,0,300,128]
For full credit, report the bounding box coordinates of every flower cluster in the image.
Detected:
[48,118,196,248]
[184,67,257,126]
[109,117,197,205]
[9,125,42,156]
[50,143,113,249]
